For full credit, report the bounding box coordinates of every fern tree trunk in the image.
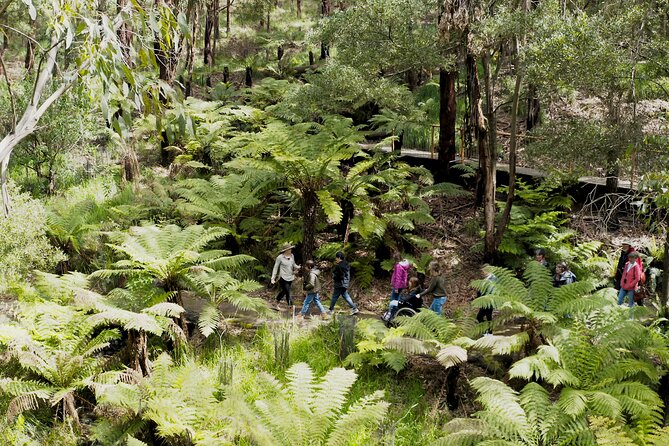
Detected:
[303,189,318,262]
[129,330,152,376]
[63,393,81,429]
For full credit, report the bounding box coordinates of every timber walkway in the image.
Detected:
[371,145,634,191]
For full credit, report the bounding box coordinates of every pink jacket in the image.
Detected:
[621,261,641,291]
[391,260,411,290]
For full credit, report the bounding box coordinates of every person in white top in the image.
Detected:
[271,243,300,306]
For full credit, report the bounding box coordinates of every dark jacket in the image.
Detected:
[333,260,350,289]
[423,275,447,298]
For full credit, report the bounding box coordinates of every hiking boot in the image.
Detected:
[350,308,360,315]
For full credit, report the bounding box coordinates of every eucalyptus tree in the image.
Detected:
[0,0,186,213]
[523,0,669,192]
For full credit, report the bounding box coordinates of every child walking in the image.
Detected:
[298,261,328,318]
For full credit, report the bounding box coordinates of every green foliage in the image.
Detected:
[0,299,120,423]
[227,362,390,445]
[0,183,65,288]
[346,312,466,373]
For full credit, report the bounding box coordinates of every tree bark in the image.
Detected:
[245,66,253,87]
[319,0,331,59]
[493,67,522,250]
[204,0,215,67]
[226,0,231,34]
[662,228,669,316]
[153,0,179,85]
[475,54,496,263]
[302,189,318,263]
[296,0,302,17]
[63,393,81,429]
[437,67,457,179]
[24,29,34,71]
[0,39,73,216]
[117,0,133,62]
[526,83,540,131]
[129,330,152,376]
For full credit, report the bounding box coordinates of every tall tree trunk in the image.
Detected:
[184,0,198,98]
[296,0,302,18]
[438,67,457,179]
[526,83,540,131]
[117,0,133,62]
[204,0,215,67]
[245,66,253,87]
[493,67,522,250]
[605,148,620,193]
[482,54,497,262]
[319,0,331,59]
[153,0,179,85]
[661,227,669,317]
[225,0,231,33]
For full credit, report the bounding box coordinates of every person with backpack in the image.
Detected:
[389,254,411,304]
[553,261,577,287]
[417,260,448,315]
[329,252,359,315]
[618,251,642,308]
[298,260,328,319]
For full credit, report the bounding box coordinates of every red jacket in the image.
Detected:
[620,261,641,291]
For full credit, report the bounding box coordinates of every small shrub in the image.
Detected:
[0,183,65,289]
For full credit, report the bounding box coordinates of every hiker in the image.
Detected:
[329,251,359,315]
[614,242,643,290]
[534,248,549,267]
[618,251,642,308]
[298,260,327,318]
[383,277,423,323]
[475,267,497,333]
[417,260,448,315]
[389,254,411,304]
[270,243,300,306]
[553,261,576,287]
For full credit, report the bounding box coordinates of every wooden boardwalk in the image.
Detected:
[372,145,634,191]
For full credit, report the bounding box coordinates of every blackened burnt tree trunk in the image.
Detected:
[438,67,457,180]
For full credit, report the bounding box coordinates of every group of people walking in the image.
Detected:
[270,244,358,318]
[270,240,647,321]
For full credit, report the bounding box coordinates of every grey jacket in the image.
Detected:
[272,254,297,282]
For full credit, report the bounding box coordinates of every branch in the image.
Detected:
[0,51,15,132]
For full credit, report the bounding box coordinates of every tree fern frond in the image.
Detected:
[325,390,389,446]
[436,345,468,369]
[312,367,358,420]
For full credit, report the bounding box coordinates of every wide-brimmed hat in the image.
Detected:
[278,243,295,253]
